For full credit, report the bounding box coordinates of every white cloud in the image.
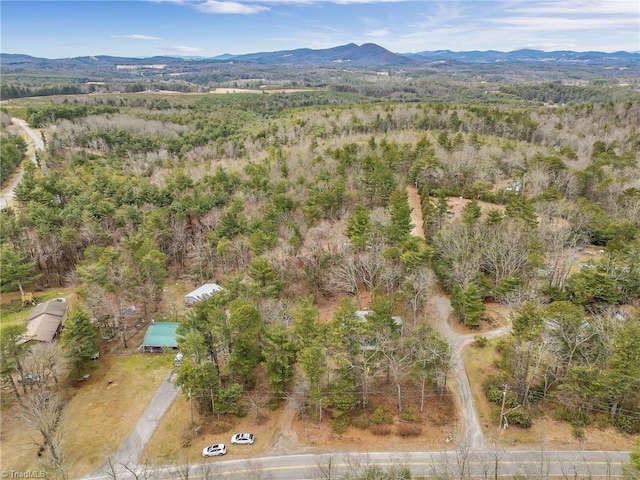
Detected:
[366,28,390,38]
[193,1,269,13]
[111,34,162,41]
[162,45,205,53]
[320,0,404,3]
[507,0,638,16]
[489,15,638,30]
[238,0,404,3]
[163,0,405,8]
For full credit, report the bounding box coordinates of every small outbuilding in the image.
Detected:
[184,283,223,307]
[22,299,69,343]
[140,322,179,353]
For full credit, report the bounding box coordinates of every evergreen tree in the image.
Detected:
[0,243,36,298]
[291,295,320,346]
[461,199,482,226]
[248,256,285,298]
[61,307,99,379]
[485,208,504,226]
[451,282,484,328]
[387,189,413,244]
[433,193,452,231]
[505,195,538,228]
[345,204,372,250]
[227,299,263,387]
[0,324,28,398]
[627,437,640,479]
[262,323,297,397]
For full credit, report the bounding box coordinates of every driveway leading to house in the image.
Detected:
[407,185,488,450]
[85,369,180,477]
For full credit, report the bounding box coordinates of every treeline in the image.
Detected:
[26,104,120,127]
[485,302,640,433]
[176,292,451,426]
[500,81,639,104]
[0,83,83,100]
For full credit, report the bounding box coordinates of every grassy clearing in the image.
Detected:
[62,352,173,478]
[0,352,173,478]
[155,278,192,322]
[143,391,282,465]
[142,393,198,464]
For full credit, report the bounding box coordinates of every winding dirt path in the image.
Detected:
[406,185,487,450]
[1,118,43,210]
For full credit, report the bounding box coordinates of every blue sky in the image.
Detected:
[1,0,639,58]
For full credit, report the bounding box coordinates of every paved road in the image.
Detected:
[82,449,631,479]
[0,118,43,209]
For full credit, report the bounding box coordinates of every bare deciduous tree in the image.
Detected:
[327,250,360,302]
[538,220,584,290]
[481,219,533,285]
[434,222,482,289]
[354,241,387,300]
[375,332,416,413]
[18,390,66,475]
[403,269,434,328]
[22,343,65,391]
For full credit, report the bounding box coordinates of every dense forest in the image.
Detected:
[1,81,639,477]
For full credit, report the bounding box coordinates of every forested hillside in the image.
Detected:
[1,87,639,475]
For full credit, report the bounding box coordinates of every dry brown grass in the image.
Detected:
[0,352,173,478]
[396,423,422,437]
[142,377,459,465]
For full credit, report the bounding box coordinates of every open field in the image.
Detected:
[0,352,173,478]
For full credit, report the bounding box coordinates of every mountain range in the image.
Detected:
[2,43,639,69]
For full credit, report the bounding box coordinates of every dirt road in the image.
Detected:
[406,186,488,450]
[1,118,43,210]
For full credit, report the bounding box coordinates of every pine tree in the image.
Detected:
[61,307,99,379]
[0,243,36,299]
[462,199,482,226]
[451,282,484,328]
[387,190,413,244]
[345,204,372,250]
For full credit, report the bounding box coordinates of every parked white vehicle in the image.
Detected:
[231,433,254,445]
[202,443,226,457]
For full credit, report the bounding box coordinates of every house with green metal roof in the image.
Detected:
[139,322,179,352]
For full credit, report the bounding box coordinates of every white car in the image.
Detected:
[202,443,226,457]
[231,433,255,445]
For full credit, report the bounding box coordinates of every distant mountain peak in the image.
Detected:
[1,45,637,69]
[224,43,416,67]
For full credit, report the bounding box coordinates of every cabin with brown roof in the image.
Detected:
[23,299,69,343]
